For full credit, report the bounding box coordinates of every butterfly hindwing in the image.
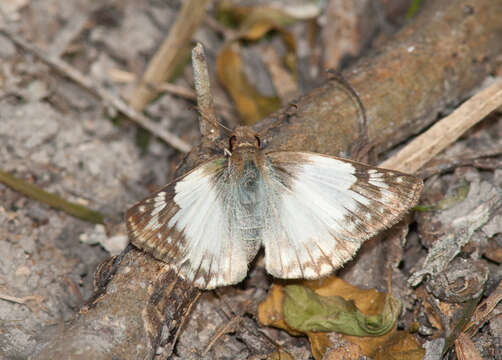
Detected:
[126,157,255,289]
[261,152,423,279]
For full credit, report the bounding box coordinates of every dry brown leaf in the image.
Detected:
[215,2,304,125]
[422,300,443,332]
[239,18,275,40]
[309,332,362,360]
[217,1,319,40]
[216,43,280,125]
[266,348,296,360]
[257,283,302,336]
[372,331,425,360]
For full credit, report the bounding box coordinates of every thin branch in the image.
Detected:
[129,0,211,112]
[380,79,502,173]
[0,29,191,153]
[0,293,40,305]
[192,43,221,144]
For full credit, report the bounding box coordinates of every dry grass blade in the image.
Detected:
[0,293,42,305]
[0,170,105,224]
[129,0,211,112]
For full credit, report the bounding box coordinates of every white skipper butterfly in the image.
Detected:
[126,126,423,289]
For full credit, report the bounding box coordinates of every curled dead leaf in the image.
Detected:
[258,277,424,359]
[216,43,280,125]
[215,1,308,124]
[266,348,295,360]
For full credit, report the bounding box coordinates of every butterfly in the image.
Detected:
[126,126,423,289]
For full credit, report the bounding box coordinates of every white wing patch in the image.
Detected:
[169,163,251,289]
[262,152,423,279]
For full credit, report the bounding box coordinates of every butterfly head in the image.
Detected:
[229,126,261,152]
[227,126,264,177]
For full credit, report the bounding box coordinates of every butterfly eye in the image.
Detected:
[229,135,237,151]
[255,136,261,148]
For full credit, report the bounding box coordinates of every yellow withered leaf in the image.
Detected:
[216,43,280,125]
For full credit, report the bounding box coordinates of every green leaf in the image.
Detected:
[283,285,401,336]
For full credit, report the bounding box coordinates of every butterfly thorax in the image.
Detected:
[220,127,268,257]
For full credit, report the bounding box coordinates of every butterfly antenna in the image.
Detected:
[195,105,232,134]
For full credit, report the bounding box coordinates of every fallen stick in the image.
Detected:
[129,0,211,112]
[381,79,502,173]
[0,29,191,153]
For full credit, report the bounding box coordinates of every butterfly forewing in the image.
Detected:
[127,146,423,289]
[127,157,254,289]
[261,152,423,279]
